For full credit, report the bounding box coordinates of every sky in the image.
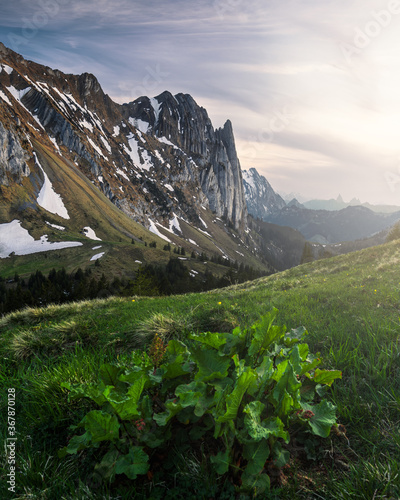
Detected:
[1,0,400,205]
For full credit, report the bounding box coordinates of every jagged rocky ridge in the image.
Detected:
[0,43,247,235]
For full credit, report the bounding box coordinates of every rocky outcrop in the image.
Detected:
[22,88,104,179]
[125,92,248,231]
[201,120,247,230]
[0,121,30,185]
[243,168,286,220]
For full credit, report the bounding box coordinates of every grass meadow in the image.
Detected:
[1,240,400,498]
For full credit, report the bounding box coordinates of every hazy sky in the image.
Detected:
[1,0,400,204]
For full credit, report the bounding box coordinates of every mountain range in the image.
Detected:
[1,42,399,286]
[0,43,311,284]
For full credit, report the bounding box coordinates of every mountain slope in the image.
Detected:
[1,43,293,279]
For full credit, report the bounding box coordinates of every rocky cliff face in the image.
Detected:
[123,92,247,231]
[0,120,30,186]
[242,167,286,220]
[0,43,248,234]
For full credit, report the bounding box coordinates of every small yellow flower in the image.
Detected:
[132,299,135,302]
[218,301,222,305]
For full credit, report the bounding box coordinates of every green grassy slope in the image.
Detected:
[1,240,399,498]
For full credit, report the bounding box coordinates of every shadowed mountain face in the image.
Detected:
[0,42,247,237]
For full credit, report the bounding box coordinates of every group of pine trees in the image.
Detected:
[0,257,268,315]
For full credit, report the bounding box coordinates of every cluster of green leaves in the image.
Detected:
[60,309,341,497]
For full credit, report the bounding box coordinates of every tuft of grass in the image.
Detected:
[127,311,193,348]
[191,304,240,333]
[8,320,102,360]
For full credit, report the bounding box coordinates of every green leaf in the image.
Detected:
[93,448,119,480]
[105,376,146,420]
[148,367,165,384]
[275,390,295,420]
[59,431,92,457]
[300,379,316,402]
[153,399,183,426]
[300,356,321,376]
[289,345,302,375]
[166,339,189,358]
[241,473,270,496]
[303,400,337,437]
[162,340,191,379]
[313,369,342,386]
[273,361,301,408]
[243,401,265,440]
[175,380,207,408]
[115,447,149,479]
[223,329,247,357]
[210,449,230,475]
[119,366,146,384]
[194,392,215,417]
[248,309,284,357]
[189,331,227,350]
[244,402,289,443]
[242,439,270,494]
[99,363,125,386]
[284,326,308,346]
[232,353,247,377]
[192,347,231,382]
[272,359,288,382]
[81,410,120,443]
[61,381,109,406]
[216,368,257,426]
[298,343,309,361]
[271,440,290,468]
[256,356,274,378]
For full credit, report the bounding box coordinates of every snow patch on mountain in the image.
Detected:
[88,137,108,160]
[149,97,161,124]
[83,227,101,241]
[148,219,172,242]
[126,134,153,171]
[100,135,112,153]
[35,153,70,219]
[1,64,13,75]
[129,117,149,134]
[116,168,129,181]
[169,213,182,234]
[6,85,45,130]
[0,220,82,258]
[0,89,12,106]
[46,221,65,231]
[90,252,105,261]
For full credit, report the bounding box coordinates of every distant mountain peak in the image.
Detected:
[287,198,304,208]
[242,167,286,219]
